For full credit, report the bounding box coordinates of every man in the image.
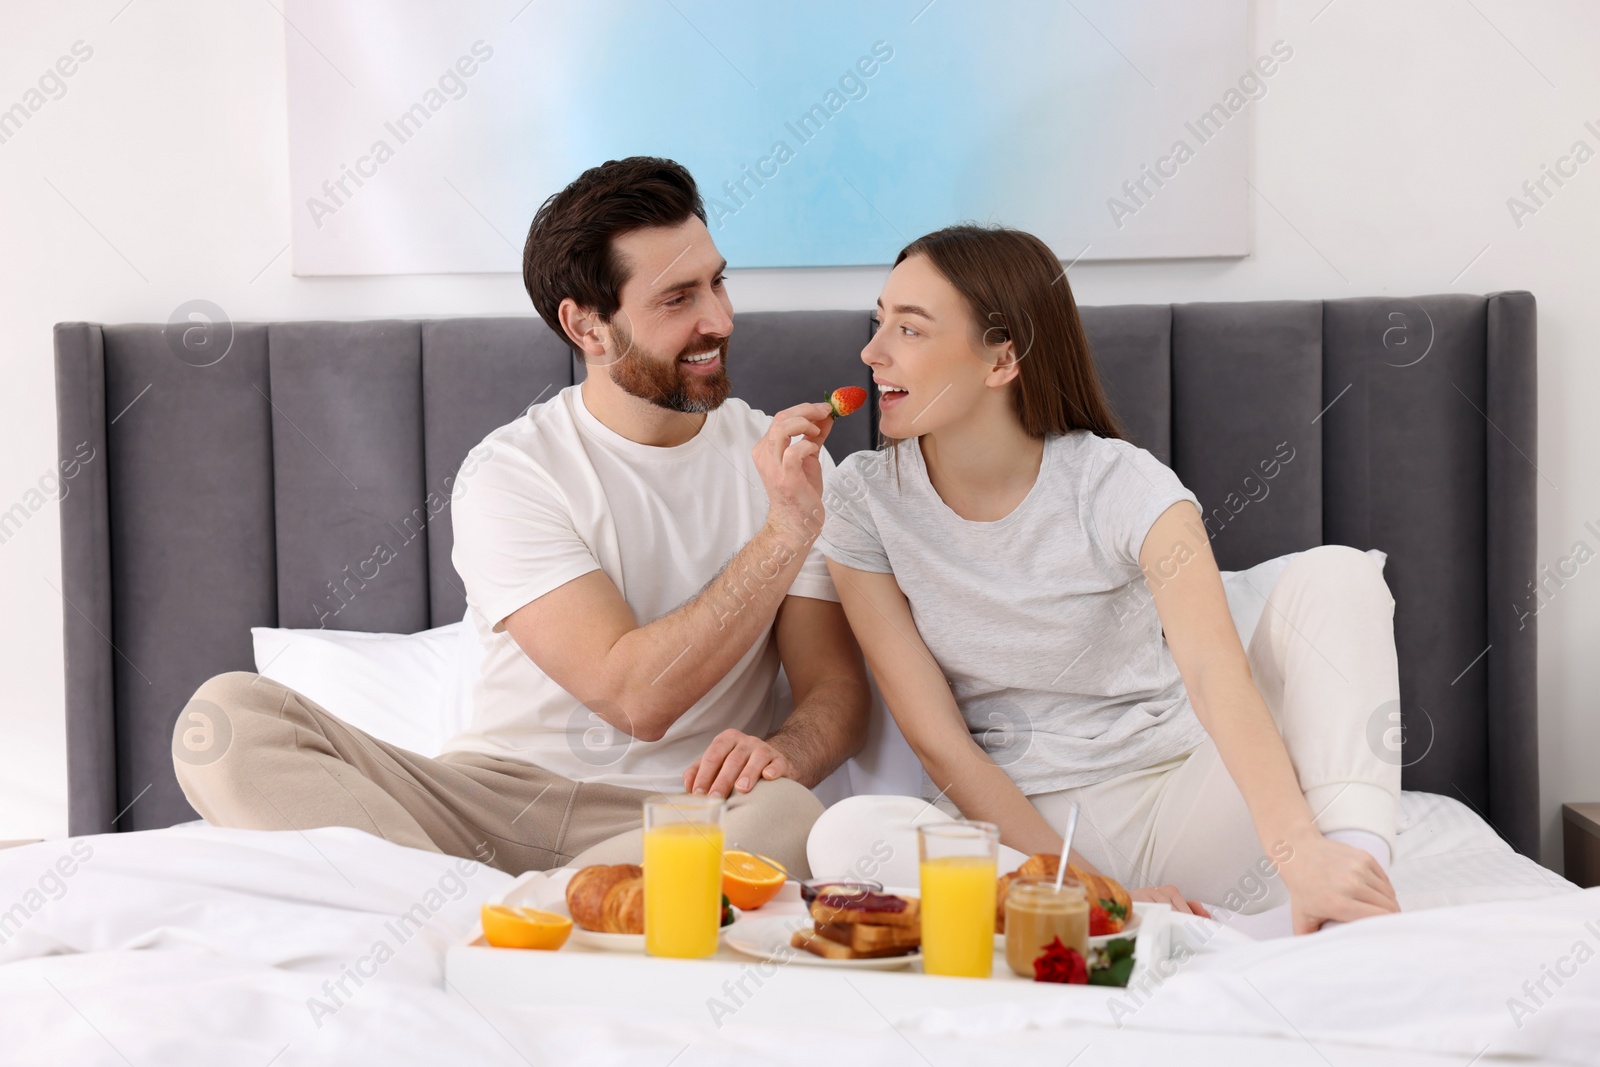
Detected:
[172,156,870,877]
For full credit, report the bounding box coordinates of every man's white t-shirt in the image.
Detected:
[442,384,839,792]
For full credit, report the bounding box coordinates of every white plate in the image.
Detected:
[554,898,743,953]
[724,914,920,970]
[564,904,646,952]
[495,869,647,952]
[494,869,742,952]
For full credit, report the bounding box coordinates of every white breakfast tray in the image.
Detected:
[445,869,1175,1028]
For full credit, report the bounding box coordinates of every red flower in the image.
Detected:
[1033,936,1089,984]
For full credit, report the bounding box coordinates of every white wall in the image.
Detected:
[1,1,1595,870]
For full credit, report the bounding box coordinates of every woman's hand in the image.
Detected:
[1128,885,1212,918]
[1277,830,1399,934]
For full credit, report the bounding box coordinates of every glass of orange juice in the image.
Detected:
[642,794,725,958]
[917,820,999,977]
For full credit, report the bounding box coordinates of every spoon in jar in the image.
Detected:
[1053,801,1081,892]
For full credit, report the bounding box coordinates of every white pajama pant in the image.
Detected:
[808,544,1403,912]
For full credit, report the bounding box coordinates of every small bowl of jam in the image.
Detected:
[799,878,884,905]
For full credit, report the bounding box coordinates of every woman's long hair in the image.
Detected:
[882,225,1128,448]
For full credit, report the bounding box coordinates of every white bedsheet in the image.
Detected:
[0,793,1592,1066]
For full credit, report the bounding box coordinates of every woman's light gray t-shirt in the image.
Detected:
[819,431,1209,796]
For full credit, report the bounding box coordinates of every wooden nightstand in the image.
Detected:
[1564,804,1600,888]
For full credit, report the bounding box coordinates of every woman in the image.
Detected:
[817,225,1400,935]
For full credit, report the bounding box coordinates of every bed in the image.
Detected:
[19,292,1594,1065]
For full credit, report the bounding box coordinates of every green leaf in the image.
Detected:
[1088,953,1136,987]
[1103,937,1135,963]
[1100,898,1129,921]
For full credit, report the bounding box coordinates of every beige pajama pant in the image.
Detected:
[1025,543,1403,910]
[811,544,1402,912]
[171,672,823,878]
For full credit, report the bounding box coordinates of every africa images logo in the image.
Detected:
[172,699,233,767]
[1365,698,1434,768]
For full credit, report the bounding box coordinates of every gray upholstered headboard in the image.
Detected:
[53,293,1540,855]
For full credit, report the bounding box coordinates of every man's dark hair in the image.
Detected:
[522,156,707,354]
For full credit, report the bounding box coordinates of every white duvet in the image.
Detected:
[0,792,1594,1067]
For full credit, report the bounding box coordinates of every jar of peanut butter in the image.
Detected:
[1004,876,1089,978]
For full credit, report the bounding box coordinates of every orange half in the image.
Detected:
[481,904,573,950]
[722,850,788,910]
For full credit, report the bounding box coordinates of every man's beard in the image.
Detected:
[606,318,732,414]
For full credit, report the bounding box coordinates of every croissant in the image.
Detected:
[600,876,644,935]
[995,854,1132,933]
[566,864,643,933]
[995,871,1021,931]
[1018,853,1058,879]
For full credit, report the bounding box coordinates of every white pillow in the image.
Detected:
[251,607,483,756]
[244,549,1386,775]
[1220,548,1388,649]
[830,547,1393,801]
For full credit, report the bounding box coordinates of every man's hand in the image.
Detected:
[754,402,833,543]
[682,728,793,798]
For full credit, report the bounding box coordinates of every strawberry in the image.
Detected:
[1089,903,1123,937]
[826,386,867,419]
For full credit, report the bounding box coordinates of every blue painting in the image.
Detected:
[287,0,1250,274]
